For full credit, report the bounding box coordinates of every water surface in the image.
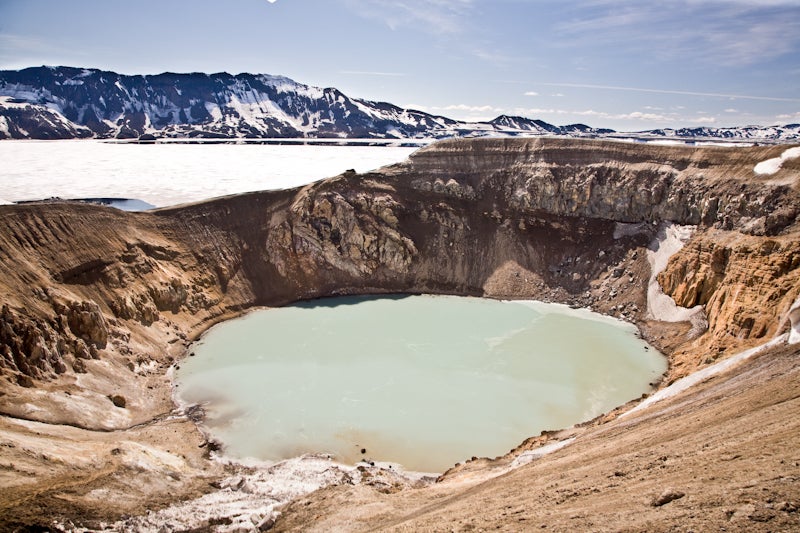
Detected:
[177,295,665,472]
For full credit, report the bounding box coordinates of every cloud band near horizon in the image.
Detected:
[530,83,800,103]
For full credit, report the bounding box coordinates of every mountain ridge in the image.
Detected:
[0,66,604,140]
[3,65,797,142]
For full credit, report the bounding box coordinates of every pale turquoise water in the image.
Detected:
[176,295,666,472]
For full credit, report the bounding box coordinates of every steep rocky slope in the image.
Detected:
[0,138,798,530]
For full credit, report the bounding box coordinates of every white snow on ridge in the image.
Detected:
[511,438,577,468]
[646,223,705,324]
[0,95,33,109]
[204,101,223,121]
[754,146,800,175]
[789,296,800,344]
[622,334,789,418]
[695,141,754,147]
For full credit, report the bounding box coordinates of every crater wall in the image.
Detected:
[1,138,799,426]
[1,137,799,528]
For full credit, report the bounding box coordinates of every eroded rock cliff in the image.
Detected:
[2,137,799,418]
[0,137,798,529]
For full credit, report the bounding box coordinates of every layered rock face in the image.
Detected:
[1,137,798,421]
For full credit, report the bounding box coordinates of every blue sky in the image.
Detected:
[1,0,799,130]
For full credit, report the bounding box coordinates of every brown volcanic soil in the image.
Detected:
[0,137,799,530]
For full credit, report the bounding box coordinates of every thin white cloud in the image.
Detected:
[0,33,92,70]
[690,116,718,124]
[531,82,800,103]
[340,70,405,77]
[406,100,730,128]
[524,91,539,96]
[471,48,514,63]
[440,104,504,113]
[344,0,474,35]
[724,108,739,113]
[557,0,800,66]
[403,103,504,119]
[0,34,54,58]
[513,106,717,124]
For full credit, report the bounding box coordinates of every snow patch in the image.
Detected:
[385,126,404,138]
[646,139,685,146]
[646,223,706,327]
[695,141,754,147]
[622,334,788,417]
[0,141,416,207]
[0,95,33,109]
[788,296,800,344]
[204,102,223,121]
[753,146,800,175]
[510,438,576,468]
[108,454,432,532]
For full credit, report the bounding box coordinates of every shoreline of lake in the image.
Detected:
[174,294,667,473]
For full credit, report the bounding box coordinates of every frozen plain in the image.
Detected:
[0,140,418,207]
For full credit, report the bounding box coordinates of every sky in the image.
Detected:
[1,0,799,131]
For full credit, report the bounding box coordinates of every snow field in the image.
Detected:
[753,146,800,175]
[0,140,417,208]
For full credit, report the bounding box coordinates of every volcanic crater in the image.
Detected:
[1,137,799,531]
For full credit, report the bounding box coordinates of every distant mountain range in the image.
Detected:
[0,66,798,142]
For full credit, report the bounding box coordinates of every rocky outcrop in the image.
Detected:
[409,138,799,234]
[267,187,417,280]
[61,300,109,348]
[0,304,67,383]
[657,231,800,371]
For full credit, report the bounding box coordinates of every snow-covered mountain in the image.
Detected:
[635,125,800,142]
[0,66,609,140]
[0,66,797,142]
